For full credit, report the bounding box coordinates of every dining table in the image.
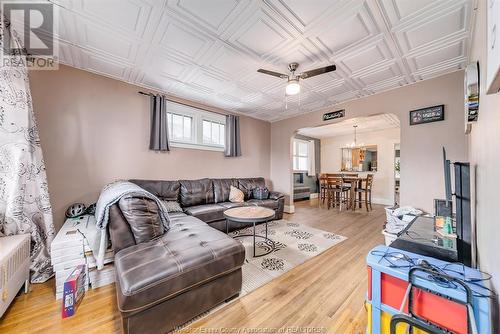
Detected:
[319,174,368,211]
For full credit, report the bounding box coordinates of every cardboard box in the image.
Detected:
[61,265,86,318]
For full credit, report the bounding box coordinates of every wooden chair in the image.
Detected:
[342,174,358,210]
[355,174,374,211]
[326,177,350,211]
[318,174,330,207]
[319,174,342,207]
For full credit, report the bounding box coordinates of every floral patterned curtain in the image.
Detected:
[0,19,55,283]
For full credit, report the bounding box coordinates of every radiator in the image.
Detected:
[0,234,30,318]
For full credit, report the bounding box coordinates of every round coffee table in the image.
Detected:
[223,206,276,257]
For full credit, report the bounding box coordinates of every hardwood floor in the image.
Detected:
[0,199,385,334]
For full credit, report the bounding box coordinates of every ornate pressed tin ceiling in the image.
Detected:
[46,0,474,121]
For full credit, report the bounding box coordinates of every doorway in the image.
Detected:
[293,113,401,209]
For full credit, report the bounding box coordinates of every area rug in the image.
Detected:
[175,220,346,331]
[231,219,347,296]
[172,219,347,333]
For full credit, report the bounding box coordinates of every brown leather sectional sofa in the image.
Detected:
[108,177,284,333]
[131,177,285,231]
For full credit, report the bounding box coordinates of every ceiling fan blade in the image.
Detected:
[257,69,289,79]
[299,65,336,79]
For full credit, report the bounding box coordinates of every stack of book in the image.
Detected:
[86,250,115,289]
[51,216,92,299]
[51,215,115,299]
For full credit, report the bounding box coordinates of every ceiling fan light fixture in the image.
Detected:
[285,79,301,95]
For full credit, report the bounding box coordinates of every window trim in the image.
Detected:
[170,141,226,152]
[167,101,226,152]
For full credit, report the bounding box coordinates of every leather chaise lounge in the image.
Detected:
[108,177,284,333]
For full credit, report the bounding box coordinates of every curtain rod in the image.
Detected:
[138,91,227,117]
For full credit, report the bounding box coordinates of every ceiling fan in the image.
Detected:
[257,62,336,96]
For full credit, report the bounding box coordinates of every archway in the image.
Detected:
[288,113,401,212]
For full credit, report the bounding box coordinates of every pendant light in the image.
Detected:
[345,125,364,148]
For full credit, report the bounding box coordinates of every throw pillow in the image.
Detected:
[252,187,269,200]
[118,196,164,244]
[229,185,244,203]
[162,200,183,213]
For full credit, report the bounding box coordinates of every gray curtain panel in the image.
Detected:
[224,115,241,157]
[149,94,170,151]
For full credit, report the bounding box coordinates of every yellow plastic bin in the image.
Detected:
[365,300,428,334]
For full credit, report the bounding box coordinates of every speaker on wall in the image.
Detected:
[454,162,472,267]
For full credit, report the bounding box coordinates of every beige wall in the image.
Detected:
[271,71,467,213]
[321,128,400,205]
[468,0,500,325]
[29,65,271,230]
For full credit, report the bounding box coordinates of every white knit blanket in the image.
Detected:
[94,180,169,269]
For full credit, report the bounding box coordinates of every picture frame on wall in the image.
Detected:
[409,105,445,126]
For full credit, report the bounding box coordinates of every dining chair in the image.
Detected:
[342,174,358,210]
[355,174,374,211]
[318,174,328,207]
[326,177,349,211]
[319,174,342,207]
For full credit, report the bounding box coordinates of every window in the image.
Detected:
[293,139,309,171]
[202,120,225,146]
[167,101,226,151]
[167,113,193,142]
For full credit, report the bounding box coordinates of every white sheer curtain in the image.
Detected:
[0,19,55,282]
[307,140,316,176]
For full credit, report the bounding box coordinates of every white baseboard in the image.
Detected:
[310,193,319,199]
[371,197,393,206]
[284,205,295,214]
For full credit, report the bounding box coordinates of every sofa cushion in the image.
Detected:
[237,178,266,200]
[114,216,245,313]
[130,179,180,202]
[109,204,136,253]
[246,199,279,210]
[118,196,165,244]
[168,211,188,220]
[184,204,225,223]
[179,178,214,207]
[218,201,249,209]
[213,178,237,203]
[269,191,284,200]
